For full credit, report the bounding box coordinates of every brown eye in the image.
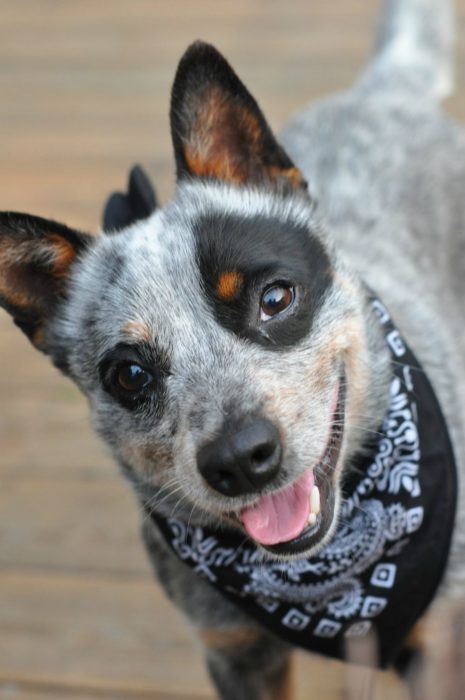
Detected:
[260,284,295,320]
[116,364,153,392]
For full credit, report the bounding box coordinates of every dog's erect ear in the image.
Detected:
[170,41,306,189]
[0,212,93,351]
[102,164,158,232]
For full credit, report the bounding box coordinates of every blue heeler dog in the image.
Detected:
[1,0,464,697]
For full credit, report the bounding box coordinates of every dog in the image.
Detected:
[1,0,465,697]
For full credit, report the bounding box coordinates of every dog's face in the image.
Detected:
[0,42,389,559]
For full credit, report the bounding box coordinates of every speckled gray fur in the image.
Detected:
[2,0,464,697]
[41,0,465,691]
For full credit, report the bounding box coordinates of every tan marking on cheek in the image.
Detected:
[118,440,174,481]
[259,316,368,461]
[216,270,244,301]
[329,275,379,427]
[329,276,370,399]
[118,442,153,478]
[311,312,369,403]
[122,320,152,343]
[341,315,370,423]
[199,626,263,650]
[331,270,362,299]
[142,444,174,468]
[311,347,337,395]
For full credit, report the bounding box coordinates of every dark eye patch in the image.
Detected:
[194,211,333,348]
[99,341,170,412]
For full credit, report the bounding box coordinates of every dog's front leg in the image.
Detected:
[141,517,294,699]
[200,626,293,700]
[393,604,465,700]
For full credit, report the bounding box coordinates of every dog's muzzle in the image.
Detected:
[196,378,345,556]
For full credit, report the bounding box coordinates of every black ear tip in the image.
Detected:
[128,164,158,217]
[179,40,225,65]
[0,211,28,233]
[102,164,158,232]
[102,192,133,232]
[173,40,232,89]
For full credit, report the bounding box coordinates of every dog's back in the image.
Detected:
[282,0,465,596]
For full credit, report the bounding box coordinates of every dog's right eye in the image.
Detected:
[115,363,154,393]
[260,283,295,321]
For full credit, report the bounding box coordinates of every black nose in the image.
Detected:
[197,418,282,497]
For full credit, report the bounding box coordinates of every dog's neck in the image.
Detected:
[144,294,457,668]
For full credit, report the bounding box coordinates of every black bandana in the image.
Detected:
[149,298,457,668]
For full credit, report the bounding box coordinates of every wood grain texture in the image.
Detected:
[0,1,464,698]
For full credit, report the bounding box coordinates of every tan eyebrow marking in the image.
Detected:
[216,270,244,301]
[122,320,152,343]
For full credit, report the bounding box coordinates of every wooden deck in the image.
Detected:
[1,1,464,698]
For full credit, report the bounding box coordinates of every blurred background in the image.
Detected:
[0,2,464,699]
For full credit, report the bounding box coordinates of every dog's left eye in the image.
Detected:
[260,284,295,321]
[116,363,154,393]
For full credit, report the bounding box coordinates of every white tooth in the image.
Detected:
[308,512,317,526]
[310,485,320,516]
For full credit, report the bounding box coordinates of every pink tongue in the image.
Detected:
[240,470,314,545]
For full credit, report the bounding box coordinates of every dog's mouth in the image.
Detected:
[239,378,345,556]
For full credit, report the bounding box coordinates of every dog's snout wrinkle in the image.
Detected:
[197,418,282,497]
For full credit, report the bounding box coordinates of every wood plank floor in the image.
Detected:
[1,1,464,698]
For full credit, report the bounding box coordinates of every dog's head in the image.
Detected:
[0,43,390,558]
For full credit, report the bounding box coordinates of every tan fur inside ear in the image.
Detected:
[0,270,38,312]
[183,87,258,183]
[46,234,79,276]
[0,232,78,330]
[0,218,89,349]
[0,232,77,273]
[0,264,49,349]
[183,86,304,187]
